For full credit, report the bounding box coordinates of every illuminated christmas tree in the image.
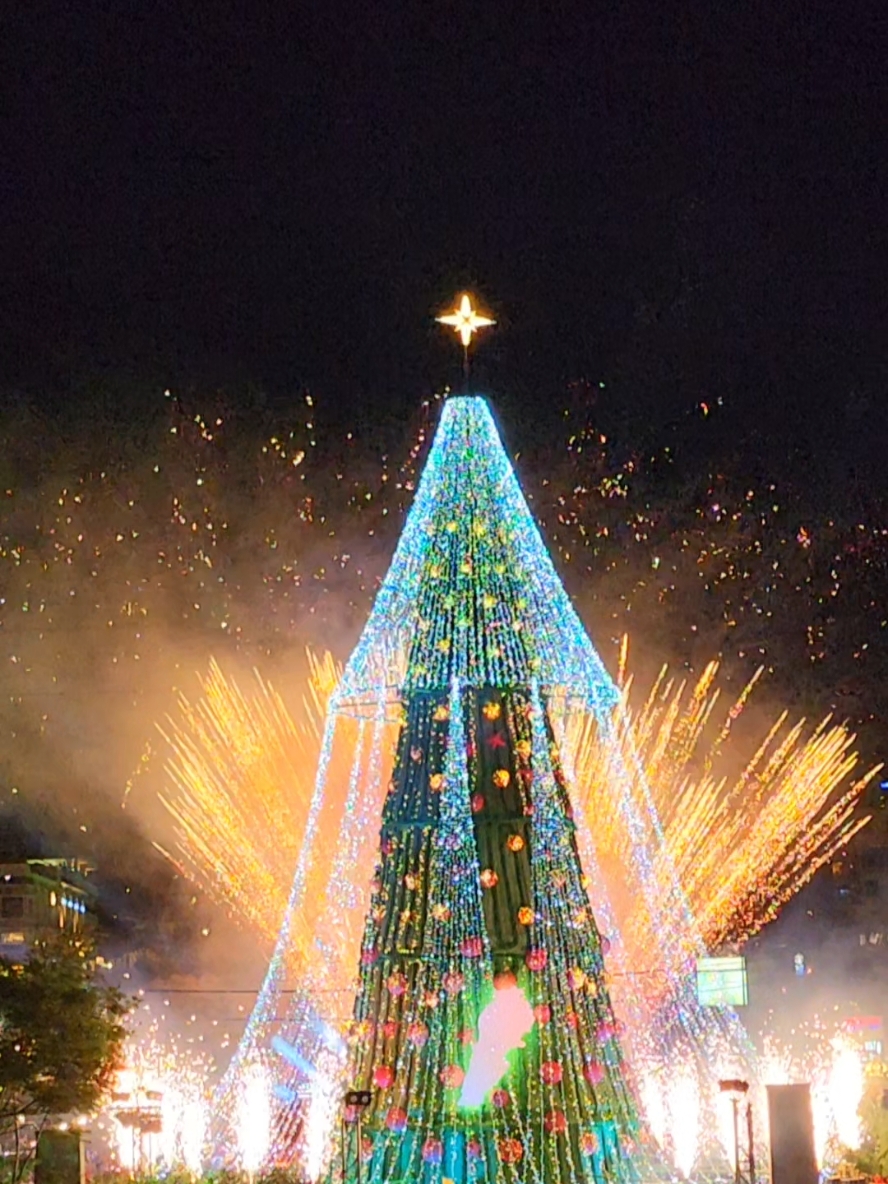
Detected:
[330,384,639,1184]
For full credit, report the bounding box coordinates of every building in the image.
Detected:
[0,857,98,959]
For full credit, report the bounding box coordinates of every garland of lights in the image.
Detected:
[221,395,762,1181]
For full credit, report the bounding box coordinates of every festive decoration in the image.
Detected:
[193,394,877,1180]
[216,395,635,1183]
[435,293,495,349]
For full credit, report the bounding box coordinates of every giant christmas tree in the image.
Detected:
[326,383,640,1184]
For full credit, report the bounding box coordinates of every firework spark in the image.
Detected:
[156,651,356,976]
[103,1013,214,1174]
[157,643,878,985]
[569,645,878,970]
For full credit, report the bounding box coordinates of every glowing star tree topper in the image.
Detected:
[436,292,495,386]
[436,292,495,348]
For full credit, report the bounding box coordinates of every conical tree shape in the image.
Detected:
[337,396,618,716]
[331,397,638,1184]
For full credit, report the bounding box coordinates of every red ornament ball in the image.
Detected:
[544,1109,568,1135]
[491,1088,511,1109]
[421,1137,443,1165]
[461,936,483,958]
[385,1107,407,1133]
[381,1019,399,1040]
[494,970,517,991]
[533,1003,552,1024]
[467,1138,482,1160]
[471,793,486,813]
[526,947,548,972]
[372,1065,395,1090]
[540,1060,563,1085]
[497,1137,524,1164]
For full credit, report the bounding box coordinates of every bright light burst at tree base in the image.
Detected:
[156,396,880,1181]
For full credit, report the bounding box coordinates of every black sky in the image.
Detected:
[2,2,886,451]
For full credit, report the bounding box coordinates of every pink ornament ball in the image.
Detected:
[584,1060,605,1085]
[386,971,407,997]
[442,970,465,995]
[406,1020,429,1047]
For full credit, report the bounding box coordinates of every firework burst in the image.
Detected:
[156,641,878,990]
[567,642,878,974]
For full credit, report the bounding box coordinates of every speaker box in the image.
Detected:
[767,1083,818,1184]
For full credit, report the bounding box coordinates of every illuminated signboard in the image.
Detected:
[695,956,748,1007]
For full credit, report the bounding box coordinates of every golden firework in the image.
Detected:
[155,642,879,997]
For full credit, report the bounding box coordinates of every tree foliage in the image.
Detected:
[0,937,131,1131]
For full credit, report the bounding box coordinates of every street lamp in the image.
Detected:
[719,1079,755,1184]
[342,1090,372,1184]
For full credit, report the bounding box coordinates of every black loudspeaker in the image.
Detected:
[34,1131,84,1184]
[767,1083,818,1184]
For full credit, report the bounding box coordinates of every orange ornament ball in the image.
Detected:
[440,1064,465,1089]
[544,1110,567,1135]
[498,1137,524,1164]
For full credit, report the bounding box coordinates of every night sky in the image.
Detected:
[4,4,885,442]
[2,2,887,967]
